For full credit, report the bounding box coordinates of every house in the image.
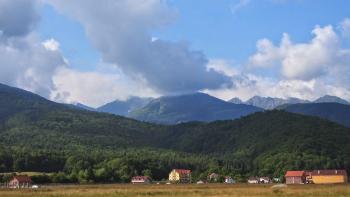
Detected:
[208,173,220,182]
[224,176,235,184]
[131,176,151,184]
[285,171,306,184]
[169,169,191,183]
[310,170,348,184]
[247,177,259,184]
[8,175,32,188]
[259,177,271,184]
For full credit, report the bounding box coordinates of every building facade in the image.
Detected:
[131,176,151,184]
[169,169,191,183]
[285,171,306,184]
[8,175,32,188]
[224,176,235,184]
[311,170,348,184]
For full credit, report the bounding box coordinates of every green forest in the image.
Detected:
[0,84,349,183]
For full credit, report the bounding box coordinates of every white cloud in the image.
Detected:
[339,18,350,38]
[51,67,159,108]
[48,0,230,94]
[42,38,60,51]
[248,25,342,80]
[230,0,251,14]
[0,33,66,98]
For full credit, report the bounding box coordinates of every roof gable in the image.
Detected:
[13,175,32,183]
[174,169,191,174]
[285,171,305,177]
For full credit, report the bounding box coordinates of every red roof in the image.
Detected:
[311,170,347,176]
[13,175,32,183]
[285,171,305,177]
[174,169,191,174]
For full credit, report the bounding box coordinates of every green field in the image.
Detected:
[0,184,349,197]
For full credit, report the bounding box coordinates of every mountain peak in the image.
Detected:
[314,95,349,105]
[228,97,244,104]
[130,93,262,124]
[97,96,153,116]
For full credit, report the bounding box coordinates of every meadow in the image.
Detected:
[0,184,349,197]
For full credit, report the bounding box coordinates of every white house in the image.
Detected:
[224,176,235,184]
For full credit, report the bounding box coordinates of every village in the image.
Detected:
[1,169,348,189]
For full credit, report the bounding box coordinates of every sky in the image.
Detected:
[1,0,350,107]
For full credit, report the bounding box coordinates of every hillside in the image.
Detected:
[279,103,350,127]
[129,93,263,124]
[0,84,349,182]
[97,97,153,116]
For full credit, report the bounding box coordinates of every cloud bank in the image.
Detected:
[1,0,350,106]
[206,23,350,101]
[0,0,66,98]
[48,0,230,94]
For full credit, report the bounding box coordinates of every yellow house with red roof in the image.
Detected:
[169,169,191,183]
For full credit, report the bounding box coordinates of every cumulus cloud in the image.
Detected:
[248,25,343,80]
[42,38,60,51]
[48,0,230,94]
[0,34,67,98]
[205,23,350,102]
[0,0,68,98]
[0,0,40,38]
[51,67,159,107]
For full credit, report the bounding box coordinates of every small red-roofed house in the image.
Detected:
[285,171,306,184]
[131,176,151,184]
[169,169,191,183]
[8,175,32,188]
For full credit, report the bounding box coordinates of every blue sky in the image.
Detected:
[1,0,350,107]
[38,0,350,69]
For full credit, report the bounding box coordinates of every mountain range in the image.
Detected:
[97,96,153,116]
[229,95,349,109]
[129,93,263,124]
[69,92,350,126]
[0,83,349,181]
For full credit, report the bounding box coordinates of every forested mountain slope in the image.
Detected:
[0,83,349,182]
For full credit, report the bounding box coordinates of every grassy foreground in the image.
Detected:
[0,184,349,197]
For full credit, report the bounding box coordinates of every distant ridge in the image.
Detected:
[314,95,350,105]
[130,92,263,124]
[97,96,153,116]
[228,96,309,109]
[278,102,350,127]
[228,95,349,109]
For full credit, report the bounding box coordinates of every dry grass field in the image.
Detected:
[0,184,349,197]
